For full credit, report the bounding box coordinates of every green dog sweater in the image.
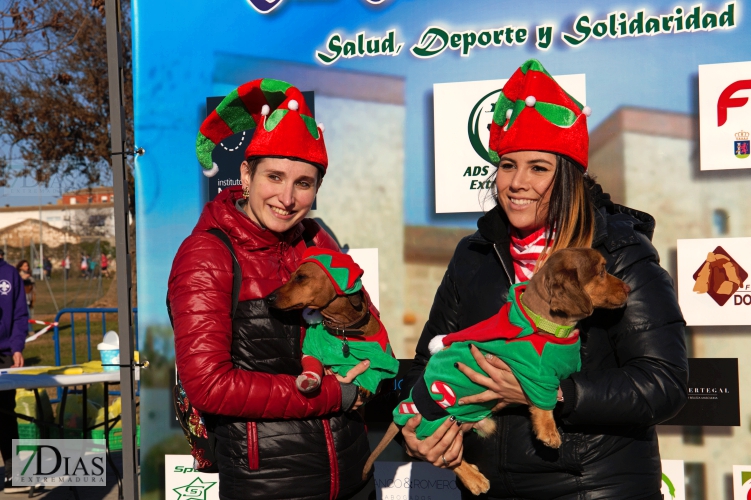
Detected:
[394,282,581,439]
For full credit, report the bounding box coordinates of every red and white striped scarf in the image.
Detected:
[509,227,554,283]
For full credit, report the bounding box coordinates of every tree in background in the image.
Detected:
[0,0,135,306]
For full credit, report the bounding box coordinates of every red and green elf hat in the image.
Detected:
[300,248,363,295]
[488,59,591,169]
[196,79,327,177]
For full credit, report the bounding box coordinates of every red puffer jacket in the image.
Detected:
[168,186,343,419]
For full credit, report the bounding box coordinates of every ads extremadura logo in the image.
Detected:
[692,246,748,306]
[465,88,502,189]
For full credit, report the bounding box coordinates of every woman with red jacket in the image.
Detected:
[168,79,374,500]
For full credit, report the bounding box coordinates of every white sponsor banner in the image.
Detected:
[732,465,751,500]
[699,60,751,170]
[433,75,586,214]
[12,439,106,488]
[347,248,380,309]
[375,461,460,500]
[661,460,686,500]
[165,455,219,500]
[677,238,751,326]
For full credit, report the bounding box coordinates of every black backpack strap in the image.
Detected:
[302,225,316,249]
[207,228,241,318]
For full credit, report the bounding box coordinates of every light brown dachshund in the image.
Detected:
[363,247,630,496]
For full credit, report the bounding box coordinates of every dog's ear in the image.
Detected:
[545,268,594,318]
[347,291,363,310]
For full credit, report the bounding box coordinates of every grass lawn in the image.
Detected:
[29,269,113,318]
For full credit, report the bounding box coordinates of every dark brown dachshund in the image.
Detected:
[267,254,396,396]
[363,248,630,495]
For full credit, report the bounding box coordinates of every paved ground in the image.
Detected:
[0,452,132,500]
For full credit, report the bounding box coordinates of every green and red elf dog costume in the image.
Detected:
[298,248,399,394]
[395,283,581,440]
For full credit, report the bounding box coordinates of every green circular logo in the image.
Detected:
[467,88,502,164]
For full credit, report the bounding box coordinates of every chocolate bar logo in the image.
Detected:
[692,246,748,306]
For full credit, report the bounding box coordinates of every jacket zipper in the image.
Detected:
[492,243,513,284]
[246,422,259,470]
[322,418,339,500]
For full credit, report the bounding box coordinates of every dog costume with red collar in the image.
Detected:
[297,248,399,393]
[395,283,581,439]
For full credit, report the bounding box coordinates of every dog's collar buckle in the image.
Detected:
[520,296,576,338]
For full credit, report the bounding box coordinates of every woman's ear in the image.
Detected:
[544,268,594,318]
[240,160,251,187]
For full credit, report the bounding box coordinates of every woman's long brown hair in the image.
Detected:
[535,155,595,268]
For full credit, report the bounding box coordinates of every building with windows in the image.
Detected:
[58,186,115,205]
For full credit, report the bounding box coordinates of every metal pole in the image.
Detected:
[39,182,44,281]
[104,0,138,498]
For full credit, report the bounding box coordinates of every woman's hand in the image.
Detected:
[455,344,530,411]
[327,360,370,410]
[402,415,470,469]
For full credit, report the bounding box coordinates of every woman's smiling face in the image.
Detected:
[495,151,556,238]
[241,157,321,234]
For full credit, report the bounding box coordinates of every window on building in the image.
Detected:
[69,198,77,205]
[101,196,108,202]
[684,462,706,500]
[713,209,729,235]
[88,215,107,227]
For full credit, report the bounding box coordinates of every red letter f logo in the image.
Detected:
[717,80,751,127]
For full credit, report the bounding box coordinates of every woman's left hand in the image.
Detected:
[327,360,370,410]
[455,345,529,411]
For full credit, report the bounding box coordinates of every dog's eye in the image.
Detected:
[294,274,307,282]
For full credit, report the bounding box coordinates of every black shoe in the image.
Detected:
[2,479,31,493]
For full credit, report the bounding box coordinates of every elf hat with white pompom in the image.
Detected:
[488,59,591,170]
[196,78,327,177]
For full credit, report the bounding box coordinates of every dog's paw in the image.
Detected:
[428,335,448,355]
[538,428,562,449]
[466,472,490,495]
[296,373,321,393]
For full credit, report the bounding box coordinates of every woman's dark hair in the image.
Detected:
[542,155,596,256]
[16,260,29,272]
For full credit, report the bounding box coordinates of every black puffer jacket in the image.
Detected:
[401,193,688,500]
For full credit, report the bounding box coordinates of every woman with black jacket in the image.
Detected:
[399,60,688,499]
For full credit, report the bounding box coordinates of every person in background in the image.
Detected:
[15,260,35,320]
[0,249,29,493]
[42,257,52,279]
[80,254,88,278]
[63,254,71,280]
[87,255,96,279]
[100,253,109,278]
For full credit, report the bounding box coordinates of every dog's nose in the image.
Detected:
[266,293,277,305]
[622,283,631,294]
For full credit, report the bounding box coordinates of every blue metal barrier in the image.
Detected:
[52,307,139,366]
[51,307,140,402]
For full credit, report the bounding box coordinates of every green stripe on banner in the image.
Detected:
[535,102,578,127]
[195,133,215,170]
[300,114,320,139]
[215,89,257,133]
[742,471,751,484]
[260,79,291,108]
[265,109,289,131]
[661,473,676,499]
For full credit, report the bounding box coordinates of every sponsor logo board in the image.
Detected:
[165,455,219,500]
[699,61,751,170]
[661,460,686,500]
[376,461,459,500]
[433,75,586,213]
[732,465,751,500]
[11,439,106,487]
[677,238,751,325]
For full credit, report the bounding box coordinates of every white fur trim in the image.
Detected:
[582,106,592,117]
[202,162,219,178]
[288,99,299,111]
[318,122,325,133]
[261,104,270,116]
[525,96,536,107]
[505,108,513,119]
[428,335,448,356]
[302,308,324,324]
[296,372,321,392]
